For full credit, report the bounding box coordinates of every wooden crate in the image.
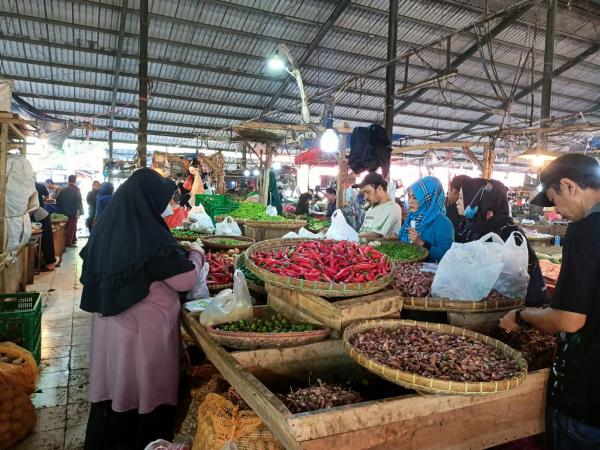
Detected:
[267,284,402,332]
[182,312,548,450]
[0,246,27,293]
[52,223,65,257]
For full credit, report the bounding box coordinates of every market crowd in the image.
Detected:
[64,154,599,449]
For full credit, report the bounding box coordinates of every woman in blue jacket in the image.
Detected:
[398,176,454,263]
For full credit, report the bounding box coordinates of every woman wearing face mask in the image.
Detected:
[456,178,547,307]
[80,169,205,449]
[398,176,454,263]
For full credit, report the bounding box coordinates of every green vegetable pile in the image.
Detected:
[227,203,286,222]
[306,216,330,232]
[238,259,264,286]
[171,229,206,239]
[216,315,318,333]
[50,213,68,221]
[374,242,427,262]
[212,238,246,245]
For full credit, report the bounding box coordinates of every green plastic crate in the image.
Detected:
[0,292,42,364]
[195,194,227,207]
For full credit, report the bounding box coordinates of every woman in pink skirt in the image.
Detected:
[79,168,205,449]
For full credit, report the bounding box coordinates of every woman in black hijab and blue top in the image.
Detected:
[398,176,454,263]
[80,168,205,449]
[456,177,547,306]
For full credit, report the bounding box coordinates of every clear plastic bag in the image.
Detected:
[493,231,530,299]
[215,217,242,236]
[144,439,188,450]
[265,205,278,217]
[186,262,210,300]
[325,210,359,242]
[190,213,215,234]
[431,232,505,301]
[200,270,253,327]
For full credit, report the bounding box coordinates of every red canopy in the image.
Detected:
[294,147,338,166]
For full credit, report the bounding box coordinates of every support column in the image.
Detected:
[540,0,557,123]
[262,144,273,205]
[482,142,496,179]
[137,0,149,168]
[335,134,349,209]
[383,0,398,141]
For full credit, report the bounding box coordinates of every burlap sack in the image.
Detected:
[0,342,39,395]
[193,393,282,450]
[0,372,37,449]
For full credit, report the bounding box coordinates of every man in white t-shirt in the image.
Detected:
[357,173,403,239]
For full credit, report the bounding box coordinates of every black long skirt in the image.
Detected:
[84,400,176,450]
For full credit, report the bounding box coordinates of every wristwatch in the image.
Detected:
[515,309,532,328]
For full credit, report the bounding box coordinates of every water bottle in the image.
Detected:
[409,220,416,243]
[554,235,561,246]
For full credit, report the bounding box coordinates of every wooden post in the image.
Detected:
[137,0,149,168]
[0,122,6,252]
[384,0,398,140]
[482,143,496,179]
[262,144,274,205]
[336,134,348,209]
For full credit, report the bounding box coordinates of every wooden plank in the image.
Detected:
[392,141,476,154]
[267,285,402,331]
[181,312,302,450]
[0,122,7,253]
[288,370,548,443]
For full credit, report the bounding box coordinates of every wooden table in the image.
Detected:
[183,312,548,450]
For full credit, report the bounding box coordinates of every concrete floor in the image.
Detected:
[14,242,91,450]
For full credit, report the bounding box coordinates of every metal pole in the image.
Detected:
[383,0,398,141]
[138,0,149,168]
[540,0,557,122]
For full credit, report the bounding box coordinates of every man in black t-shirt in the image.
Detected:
[500,153,600,449]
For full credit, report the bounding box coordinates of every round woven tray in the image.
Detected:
[202,235,255,251]
[208,282,233,291]
[343,319,527,395]
[172,232,207,242]
[245,238,394,297]
[402,295,524,312]
[51,218,68,224]
[206,325,330,350]
[372,241,429,264]
[244,219,307,230]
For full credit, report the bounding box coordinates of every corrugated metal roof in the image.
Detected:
[2,0,600,151]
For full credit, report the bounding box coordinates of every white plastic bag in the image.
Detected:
[326,210,359,242]
[493,231,530,299]
[144,439,187,450]
[215,216,242,236]
[431,232,505,301]
[200,270,253,327]
[188,205,206,222]
[266,205,278,217]
[190,213,215,234]
[186,262,210,300]
[283,228,325,239]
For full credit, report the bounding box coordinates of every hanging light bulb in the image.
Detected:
[272,161,282,170]
[243,169,250,177]
[252,168,260,176]
[267,50,286,72]
[320,110,339,153]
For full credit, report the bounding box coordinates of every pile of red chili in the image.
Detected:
[207,251,234,286]
[250,240,391,283]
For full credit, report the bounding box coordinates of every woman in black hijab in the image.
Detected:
[456,178,547,307]
[80,168,205,449]
[295,193,312,216]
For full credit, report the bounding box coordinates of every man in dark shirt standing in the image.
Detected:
[86,180,101,231]
[500,153,600,449]
[325,188,337,218]
[57,175,84,247]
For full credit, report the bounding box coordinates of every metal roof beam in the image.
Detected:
[108,0,128,160]
[445,42,600,140]
[19,91,473,135]
[1,36,591,115]
[393,1,533,115]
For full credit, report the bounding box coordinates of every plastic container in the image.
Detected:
[0,292,42,364]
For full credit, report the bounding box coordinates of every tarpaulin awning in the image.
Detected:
[294,147,338,166]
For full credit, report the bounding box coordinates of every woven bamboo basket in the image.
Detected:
[245,238,395,297]
[50,218,68,224]
[206,326,330,350]
[208,282,233,292]
[343,319,527,395]
[402,295,524,312]
[243,219,307,230]
[202,235,255,251]
[172,232,207,242]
